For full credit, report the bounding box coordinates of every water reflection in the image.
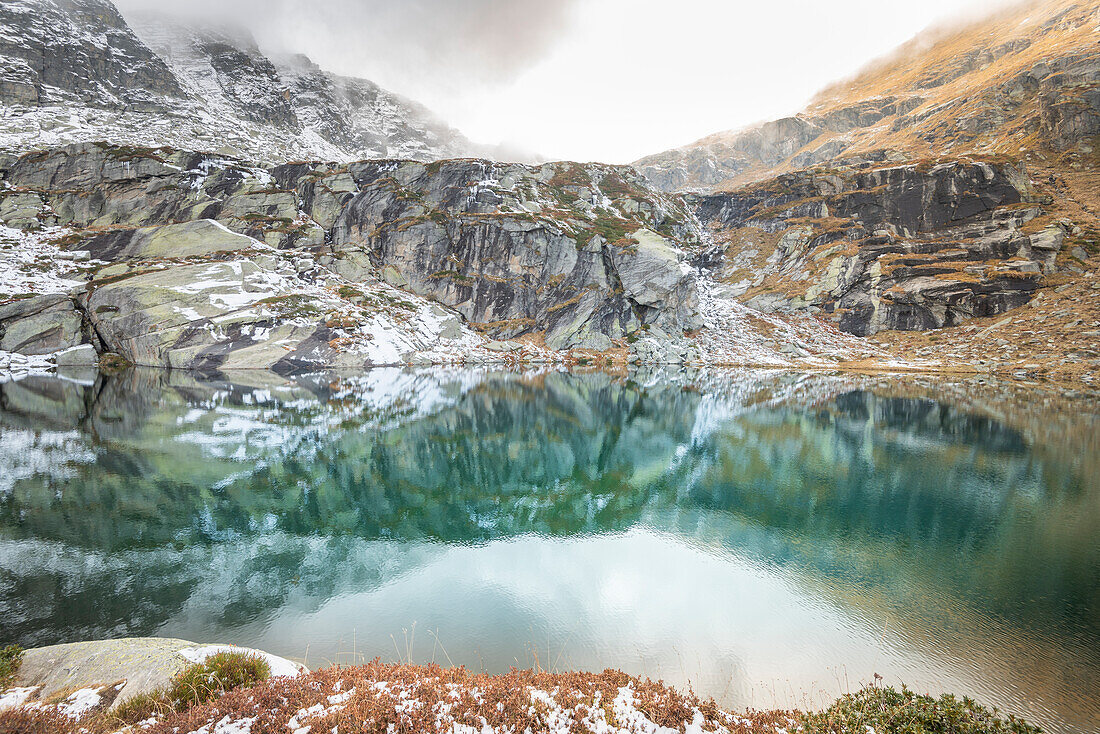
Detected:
[0,368,1097,733]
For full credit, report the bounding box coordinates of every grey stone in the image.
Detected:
[0,298,84,355]
[438,318,463,340]
[54,343,98,366]
[484,340,522,353]
[12,638,306,710]
[81,219,263,262]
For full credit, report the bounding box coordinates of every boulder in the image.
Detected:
[80,219,266,262]
[0,295,85,355]
[82,259,328,370]
[0,191,47,230]
[54,343,99,366]
[612,229,691,308]
[10,638,304,712]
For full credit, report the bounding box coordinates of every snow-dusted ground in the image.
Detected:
[0,686,39,711]
[690,275,891,366]
[0,224,98,296]
[162,668,803,734]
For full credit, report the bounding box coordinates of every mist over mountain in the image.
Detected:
[0,0,519,163]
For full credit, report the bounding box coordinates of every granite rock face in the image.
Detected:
[693,160,1060,335]
[327,160,702,350]
[0,294,87,355]
[1,144,705,370]
[0,143,1076,371]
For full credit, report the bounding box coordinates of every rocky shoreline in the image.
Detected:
[2,142,1096,390]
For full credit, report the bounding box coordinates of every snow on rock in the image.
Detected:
[0,686,39,711]
[178,645,303,678]
[55,686,103,718]
[188,715,257,734]
[0,351,58,383]
[0,3,483,165]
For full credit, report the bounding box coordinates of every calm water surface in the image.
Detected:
[0,368,1098,733]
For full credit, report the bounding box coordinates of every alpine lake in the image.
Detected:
[1,367,1097,733]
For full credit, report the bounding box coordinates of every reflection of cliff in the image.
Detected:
[677,390,1099,630]
[0,370,702,548]
[0,368,1097,652]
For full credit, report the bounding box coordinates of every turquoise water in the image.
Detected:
[1,368,1098,732]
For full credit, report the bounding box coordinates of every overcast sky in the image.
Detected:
[114,0,1012,163]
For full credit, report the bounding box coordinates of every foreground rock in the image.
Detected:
[0,638,304,716]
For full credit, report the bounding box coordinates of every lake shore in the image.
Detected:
[0,638,1043,734]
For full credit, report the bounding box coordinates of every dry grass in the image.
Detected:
[0,663,1046,734]
[661,0,1098,191]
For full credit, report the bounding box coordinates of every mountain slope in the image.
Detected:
[640,0,1100,383]
[0,0,480,163]
[636,0,1099,192]
[0,0,185,108]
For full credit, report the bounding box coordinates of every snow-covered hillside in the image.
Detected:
[0,0,479,163]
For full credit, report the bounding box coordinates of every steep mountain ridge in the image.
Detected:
[0,0,185,108]
[636,0,1098,192]
[0,0,481,163]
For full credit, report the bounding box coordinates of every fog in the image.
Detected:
[113,0,1020,163]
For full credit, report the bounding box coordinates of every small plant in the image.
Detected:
[165,652,270,709]
[97,352,132,372]
[802,683,1041,734]
[0,645,24,689]
[111,651,270,726]
[112,690,174,724]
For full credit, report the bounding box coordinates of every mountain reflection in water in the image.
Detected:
[0,368,1097,733]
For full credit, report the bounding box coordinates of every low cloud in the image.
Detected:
[113,0,581,92]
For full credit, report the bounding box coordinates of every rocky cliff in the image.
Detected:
[691,158,1077,335]
[0,0,483,163]
[624,0,1099,384]
[0,143,889,374]
[2,141,1096,380]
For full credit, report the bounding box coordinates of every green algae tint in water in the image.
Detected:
[0,368,1098,733]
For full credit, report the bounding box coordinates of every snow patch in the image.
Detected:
[0,687,39,711]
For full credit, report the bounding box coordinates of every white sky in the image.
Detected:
[117,0,1014,163]
[445,0,1007,162]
